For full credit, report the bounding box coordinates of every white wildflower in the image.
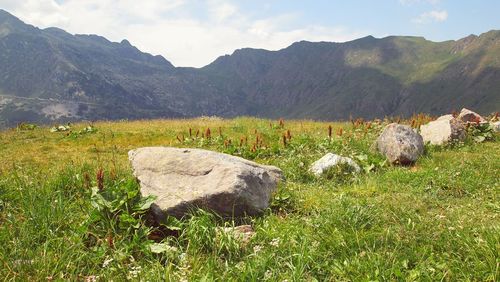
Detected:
[264,270,272,280]
[312,240,320,248]
[236,261,246,270]
[127,265,142,279]
[179,252,187,262]
[102,257,113,268]
[269,238,280,247]
[84,275,98,282]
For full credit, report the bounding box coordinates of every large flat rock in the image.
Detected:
[129,147,284,220]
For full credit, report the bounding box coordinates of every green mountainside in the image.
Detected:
[0,9,499,126]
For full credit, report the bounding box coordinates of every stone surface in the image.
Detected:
[376,123,424,165]
[492,121,500,132]
[458,108,486,124]
[219,225,255,245]
[309,153,361,176]
[129,147,284,220]
[490,121,500,132]
[420,118,466,145]
[436,114,455,121]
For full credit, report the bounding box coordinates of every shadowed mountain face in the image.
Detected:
[0,9,499,127]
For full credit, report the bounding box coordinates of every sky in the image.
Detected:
[1,0,499,67]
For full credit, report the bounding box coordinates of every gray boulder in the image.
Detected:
[309,153,360,176]
[129,147,283,220]
[420,117,466,145]
[376,123,424,165]
[458,108,486,124]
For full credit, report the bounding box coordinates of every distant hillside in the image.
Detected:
[0,9,499,126]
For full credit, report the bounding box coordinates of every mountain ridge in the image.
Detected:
[0,9,498,127]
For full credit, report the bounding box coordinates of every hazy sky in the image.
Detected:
[1,0,499,67]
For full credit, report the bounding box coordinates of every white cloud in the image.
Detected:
[0,0,367,67]
[412,10,448,24]
[208,0,238,22]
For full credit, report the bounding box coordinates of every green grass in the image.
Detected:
[0,117,498,281]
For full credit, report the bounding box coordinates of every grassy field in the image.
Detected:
[0,117,498,281]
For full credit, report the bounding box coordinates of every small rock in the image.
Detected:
[457,108,486,124]
[309,153,361,176]
[376,123,424,165]
[129,147,284,220]
[491,121,500,132]
[420,117,466,145]
[220,225,255,244]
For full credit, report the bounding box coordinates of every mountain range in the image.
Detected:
[0,9,499,127]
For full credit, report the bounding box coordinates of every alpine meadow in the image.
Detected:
[0,2,499,281]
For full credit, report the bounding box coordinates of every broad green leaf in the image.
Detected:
[473,135,486,143]
[90,188,112,210]
[133,195,156,211]
[363,163,375,173]
[162,216,182,231]
[119,213,140,229]
[149,243,177,254]
[356,154,368,161]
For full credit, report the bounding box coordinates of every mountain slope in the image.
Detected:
[0,9,499,126]
[202,31,500,120]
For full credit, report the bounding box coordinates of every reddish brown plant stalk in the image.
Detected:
[107,234,114,249]
[251,143,256,152]
[96,168,104,191]
[83,172,91,189]
[279,118,285,128]
[109,168,116,181]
